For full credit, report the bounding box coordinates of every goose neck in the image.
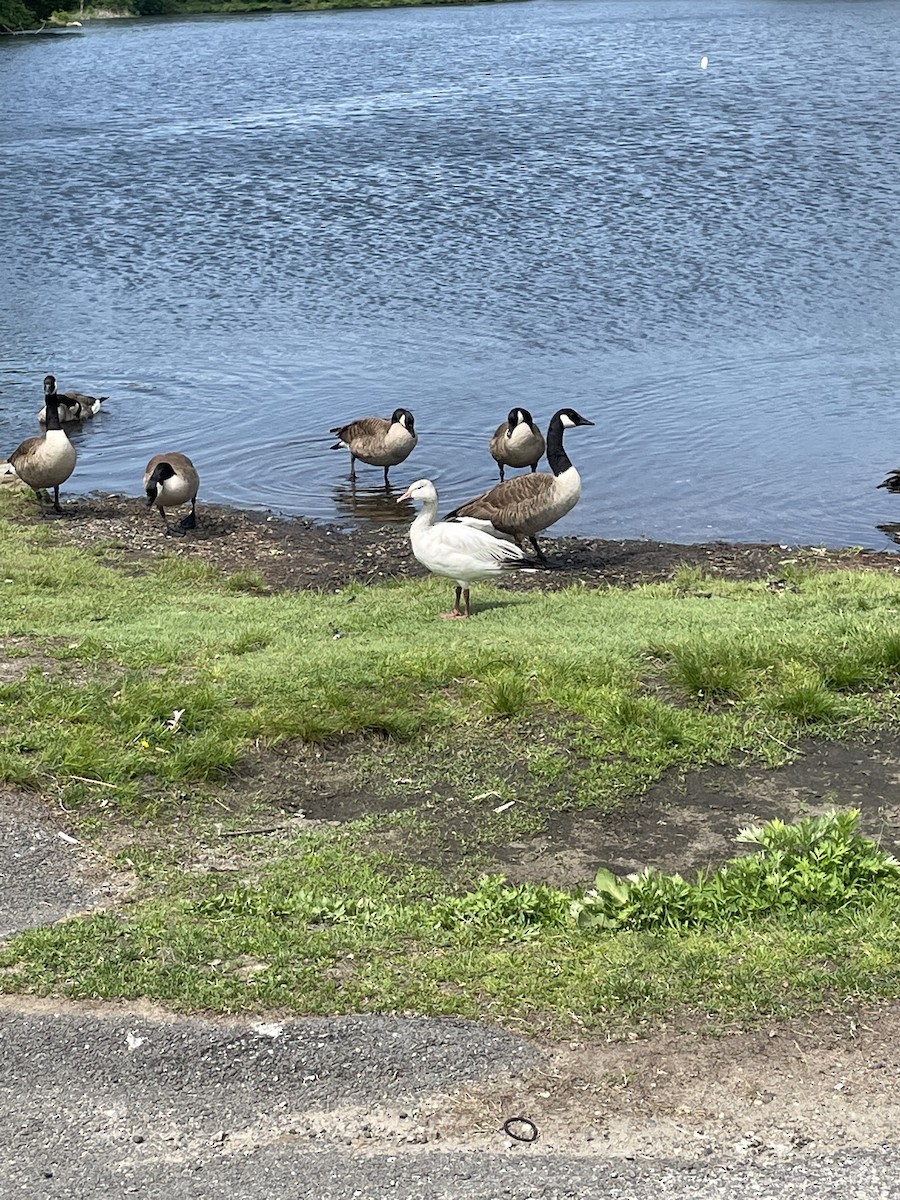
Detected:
[413,493,440,530]
[546,415,572,477]
[43,394,63,433]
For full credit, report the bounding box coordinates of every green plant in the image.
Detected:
[763,663,843,722]
[431,875,571,940]
[573,811,900,932]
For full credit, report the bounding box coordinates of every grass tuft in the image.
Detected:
[665,640,757,701]
[482,669,532,718]
[763,663,844,722]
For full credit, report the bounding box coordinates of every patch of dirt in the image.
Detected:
[435,1001,900,1160]
[0,636,76,684]
[12,491,900,593]
[496,733,900,888]
[216,741,413,825]
[0,789,131,937]
[198,732,900,890]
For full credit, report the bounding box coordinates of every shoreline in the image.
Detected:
[4,486,899,592]
[34,0,521,30]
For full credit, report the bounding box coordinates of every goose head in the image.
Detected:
[507,407,534,436]
[554,408,594,429]
[391,408,416,436]
[397,478,436,506]
[43,374,57,396]
[145,461,176,506]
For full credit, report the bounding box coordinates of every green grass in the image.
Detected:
[4,814,900,1029]
[4,510,900,817]
[4,502,900,1030]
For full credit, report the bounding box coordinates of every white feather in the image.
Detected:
[400,479,530,587]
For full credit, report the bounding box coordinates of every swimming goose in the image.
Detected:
[489,407,545,482]
[398,478,534,618]
[38,374,107,424]
[330,408,417,484]
[8,390,77,517]
[144,452,200,536]
[445,407,594,563]
[877,470,900,494]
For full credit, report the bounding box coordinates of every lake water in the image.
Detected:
[2,0,899,547]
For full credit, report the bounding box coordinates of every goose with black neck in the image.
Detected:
[489,407,546,482]
[8,384,78,518]
[37,373,108,424]
[445,407,594,563]
[144,452,200,537]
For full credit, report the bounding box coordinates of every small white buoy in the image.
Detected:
[700,55,709,70]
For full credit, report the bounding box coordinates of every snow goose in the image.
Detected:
[144,452,200,536]
[445,407,594,562]
[330,408,417,484]
[398,478,534,618]
[489,407,545,482]
[9,389,77,517]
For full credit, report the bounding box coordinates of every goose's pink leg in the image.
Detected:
[440,585,468,619]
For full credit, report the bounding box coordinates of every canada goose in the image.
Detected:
[8,390,77,517]
[37,374,107,424]
[445,408,594,563]
[329,408,417,484]
[398,478,534,618]
[490,408,545,482]
[144,453,200,536]
[877,470,900,494]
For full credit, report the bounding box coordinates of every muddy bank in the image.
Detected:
[7,491,900,592]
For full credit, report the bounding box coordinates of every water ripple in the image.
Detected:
[2,1,899,547]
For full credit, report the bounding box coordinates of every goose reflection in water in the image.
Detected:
[332,481,415,527]
[876,524,900,549]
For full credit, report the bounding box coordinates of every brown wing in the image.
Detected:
[448,472,557,533]
[59,390,102,405]
[489,422,509,461]
[9,434,42,470]
[331,416,390,440]
[330,416,391,452]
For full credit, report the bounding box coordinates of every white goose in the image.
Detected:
[398,478,534,618]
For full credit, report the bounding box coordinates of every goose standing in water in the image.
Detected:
[144,453,200,536]
[445,407,594,563]
[8,388,77,517]
[38,374,107,424]
[330,408,417,484]
[489,407,545,482]
[398,478,534,618]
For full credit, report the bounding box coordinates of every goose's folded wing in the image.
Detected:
[430,521,528,570]
[330,416,389,442]
[446,473,556,528]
